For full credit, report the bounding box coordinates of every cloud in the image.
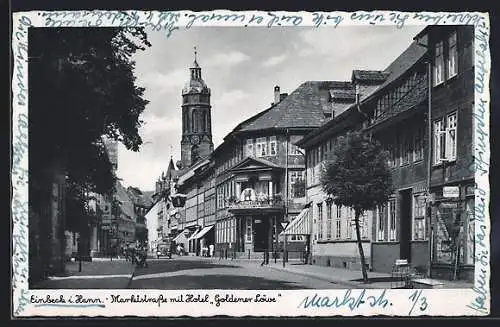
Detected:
[214,89,249,108]
[139,114,181,139]
[139,69,188,94]
[262,53,288,67]
[205,51,250,67]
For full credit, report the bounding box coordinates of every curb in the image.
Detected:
[264,265,362,288]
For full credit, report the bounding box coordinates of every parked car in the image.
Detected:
[156,243,172,259]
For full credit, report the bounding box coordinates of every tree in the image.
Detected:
[29,27,151,230]
[320,131,393,283]
[29,27,151,195]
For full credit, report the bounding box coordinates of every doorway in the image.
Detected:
[253,218,268,252]
[399,189,412,261]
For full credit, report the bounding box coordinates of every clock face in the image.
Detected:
[190,135,200,145]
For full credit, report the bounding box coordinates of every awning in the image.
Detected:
[193,225,214,240]
[281,207,311,235]
[173,232,187,243]
[188,229,201,241]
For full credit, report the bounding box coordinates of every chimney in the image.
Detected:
[274,85,280,105]
[280,93,288,101]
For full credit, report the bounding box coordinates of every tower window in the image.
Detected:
[191,109,197,133]
[202,111,207,133]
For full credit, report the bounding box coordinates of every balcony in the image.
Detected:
[228,198,285,213]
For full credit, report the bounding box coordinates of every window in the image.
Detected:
[246,139,254,157]
[388,199,396,241]
[447,32,458,78]
[434,119,446,164]
[289,143,303,155]
[346,208,353,239]
[326,201,332,239]
[290,171,305,198]
[413,124,424,162]
[400,134,410,165]
[335,205,342,239]
[434,40,445,86]
[434,112,457,164]
[256,137,268,157]
[269,136,277,156]
[377,206,385,241]
[317,203,323,240]
[246,218,252,242]
[413,194,426,240]
[446,113,457,161]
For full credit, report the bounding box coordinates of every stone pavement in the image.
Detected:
[33,260,135,289]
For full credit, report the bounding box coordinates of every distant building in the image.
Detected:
[180,49,214,169]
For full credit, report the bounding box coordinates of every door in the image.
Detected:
[399,189,412,261]
[253,217,267,252]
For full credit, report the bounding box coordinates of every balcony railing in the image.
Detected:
[228,199,285,211]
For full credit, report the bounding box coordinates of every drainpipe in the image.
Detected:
[284,128,289,262]
[426,61,433,278]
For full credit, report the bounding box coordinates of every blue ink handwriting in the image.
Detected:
[312,12,343,28]
[408,289,428,315]
[298,289,391,310]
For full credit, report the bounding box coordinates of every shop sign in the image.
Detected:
[443,186,460,198]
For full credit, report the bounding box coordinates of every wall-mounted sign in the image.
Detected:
[443,186,460,198]
[255,219,262,224]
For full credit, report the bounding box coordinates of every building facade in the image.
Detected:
[297,72,386,270]
[416,25,475,281]
[211,82,352,258]
[297,25,475,281]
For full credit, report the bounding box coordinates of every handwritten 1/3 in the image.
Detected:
[408,290,428,315]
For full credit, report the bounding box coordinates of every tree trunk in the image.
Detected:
[354,210,369,284]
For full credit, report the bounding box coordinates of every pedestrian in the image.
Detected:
[209,244,214,258]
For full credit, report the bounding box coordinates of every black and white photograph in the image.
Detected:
[11,9,491,317]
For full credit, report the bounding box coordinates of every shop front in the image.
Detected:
[430,183,475,282]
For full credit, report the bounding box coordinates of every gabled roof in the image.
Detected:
[237,81,337,132]
[296,40,427,148]
[229,156,282,173]
[177,157,211,186]
[115,182,135,219]
[362,41,427,103]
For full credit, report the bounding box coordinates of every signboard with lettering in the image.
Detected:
[443,186,460,198]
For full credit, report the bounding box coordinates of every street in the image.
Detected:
[129,257,344,289]
[35,257,347,289]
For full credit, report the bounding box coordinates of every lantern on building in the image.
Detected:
[171,193,187,208]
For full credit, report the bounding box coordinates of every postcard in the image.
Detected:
[11,9,491,317]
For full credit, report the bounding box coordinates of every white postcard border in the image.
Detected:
[11,10,491,317]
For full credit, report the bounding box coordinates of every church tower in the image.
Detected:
[181,47,214,168]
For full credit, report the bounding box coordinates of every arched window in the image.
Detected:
[191,109,197,132]
[183,111,187,133]
[202,110,207,132]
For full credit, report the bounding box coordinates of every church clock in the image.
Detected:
[190,135,200,145]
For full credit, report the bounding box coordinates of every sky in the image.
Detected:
[116,25,424,191]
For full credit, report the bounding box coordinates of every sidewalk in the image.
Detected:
[33,260,135,289]
[204,256,473,289]
[263,262,473,289]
